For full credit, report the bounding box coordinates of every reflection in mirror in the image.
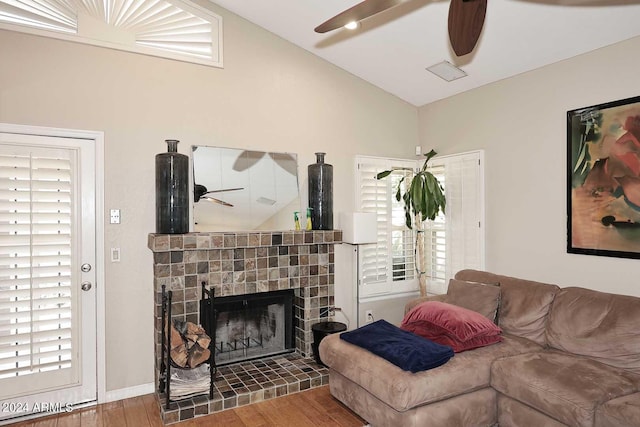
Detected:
[192,146,300,231]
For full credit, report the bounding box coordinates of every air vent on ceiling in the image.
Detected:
[426,61,467,82]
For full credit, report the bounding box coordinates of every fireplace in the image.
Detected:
[204,289,294,366]
[149,230,341,424]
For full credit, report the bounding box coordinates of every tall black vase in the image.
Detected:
[308,152,333,230]
[156,139,189,234]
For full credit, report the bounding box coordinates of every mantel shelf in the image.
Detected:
[148,230,342,252]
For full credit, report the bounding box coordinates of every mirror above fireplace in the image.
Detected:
[192,146,300,231]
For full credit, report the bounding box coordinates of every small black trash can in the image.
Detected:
[312,321,347,366]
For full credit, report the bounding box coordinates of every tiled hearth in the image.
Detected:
[157,353,329,424]
[148,230,341,424]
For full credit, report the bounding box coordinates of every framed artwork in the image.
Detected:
[568,95,640,259]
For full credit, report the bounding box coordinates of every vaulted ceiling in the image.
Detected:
[210,0,640,106]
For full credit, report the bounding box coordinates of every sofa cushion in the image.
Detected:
[404,294,448,315]
[547,287,640,375]
[340,320,454,373]
[491,351,640,427]
[498,394,567,427]
[319,332,542,412]
[401,301,503,352]
[455,270,559,345]
[446,278,500,322]
[595,392,640,427]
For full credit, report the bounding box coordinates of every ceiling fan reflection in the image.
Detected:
[194,184,244,207]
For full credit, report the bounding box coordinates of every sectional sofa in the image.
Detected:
[319,269,640,426]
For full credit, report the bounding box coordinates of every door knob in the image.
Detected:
[81,282,92,291]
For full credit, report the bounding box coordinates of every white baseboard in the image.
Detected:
[104,383,155,403]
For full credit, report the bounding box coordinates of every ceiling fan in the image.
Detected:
[315,0,629,57]
[194,184,244,207]
[315,0,486,56]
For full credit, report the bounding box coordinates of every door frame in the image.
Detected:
[0,122,106,404]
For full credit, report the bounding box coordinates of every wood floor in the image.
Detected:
[7,386,366,427]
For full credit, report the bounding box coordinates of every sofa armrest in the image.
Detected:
[404,294,448,315]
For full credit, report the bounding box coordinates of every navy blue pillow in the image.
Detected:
[340,319,454,373]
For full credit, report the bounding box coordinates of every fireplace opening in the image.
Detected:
[202,289,294,366]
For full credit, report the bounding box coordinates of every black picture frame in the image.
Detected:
[567,95,640,259]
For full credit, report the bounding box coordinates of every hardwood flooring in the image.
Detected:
[6,386,366,427]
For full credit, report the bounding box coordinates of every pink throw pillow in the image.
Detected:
[401,301,502,351]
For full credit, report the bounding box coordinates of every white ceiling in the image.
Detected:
[209,0,640,106]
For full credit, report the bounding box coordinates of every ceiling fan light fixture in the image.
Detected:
[426,61,467,82]
[344,21,359,30]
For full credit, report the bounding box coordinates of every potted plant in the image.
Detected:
[376,149,446,296]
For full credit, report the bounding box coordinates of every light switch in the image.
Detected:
[110,209,120,224]
[111,248,121,262]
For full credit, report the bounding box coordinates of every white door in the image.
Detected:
[0,132,97,421]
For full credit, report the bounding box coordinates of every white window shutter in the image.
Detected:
[356,159,388,288]
[0,0,223,67]
[426,151,484,294]
[0,148,75,380]
[423,163,446,290]
[355,156,418,299]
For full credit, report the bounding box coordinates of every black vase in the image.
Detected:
[308,152,333,230]
[156,139,189,234]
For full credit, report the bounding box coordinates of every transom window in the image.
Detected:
[0,0,223,67]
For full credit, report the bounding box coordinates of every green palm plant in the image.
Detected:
[376,149,446,229]
[376,149,446,297]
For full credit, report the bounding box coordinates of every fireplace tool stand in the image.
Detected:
[159,284,217,410]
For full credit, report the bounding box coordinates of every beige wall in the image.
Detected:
[419,36,640,298]
[0,4,418,392]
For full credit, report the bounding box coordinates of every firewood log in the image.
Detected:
[186,322,206,336]
[170,343,188,367]
[197,335,211,349]
[188,343,211,368]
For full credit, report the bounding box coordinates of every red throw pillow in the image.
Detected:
[401,301,503,352]
[406,323,503,352]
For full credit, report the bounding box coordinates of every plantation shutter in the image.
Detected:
[425,151,484,294]
[423,163,446,290]
[357,159,388,289]
[0,145,78,391]
[356,157,418,298]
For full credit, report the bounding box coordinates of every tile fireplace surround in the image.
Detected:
[148,230,342,424]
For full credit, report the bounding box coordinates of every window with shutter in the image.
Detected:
[355,151,484,298]
[424,151,484,294]
[0,0,223,67]
[0,146,77,385]
[356,157,418,299]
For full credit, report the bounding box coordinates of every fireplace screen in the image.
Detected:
[205,290,294,365]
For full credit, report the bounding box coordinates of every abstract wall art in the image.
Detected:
[568,95,640,259]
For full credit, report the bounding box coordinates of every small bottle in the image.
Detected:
[294,212,301,230]
[306,207,313,230]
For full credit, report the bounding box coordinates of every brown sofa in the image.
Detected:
[319,270,640,426]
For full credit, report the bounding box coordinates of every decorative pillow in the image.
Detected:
[406,323,503,352]
[401,301,502,346]
[340,319,454,373]
[447,278,501,323]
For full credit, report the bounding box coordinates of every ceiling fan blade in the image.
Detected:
[203,187,244,195]
[315,0,403,33]
[203,196,234,207]
[448,0,487,56]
